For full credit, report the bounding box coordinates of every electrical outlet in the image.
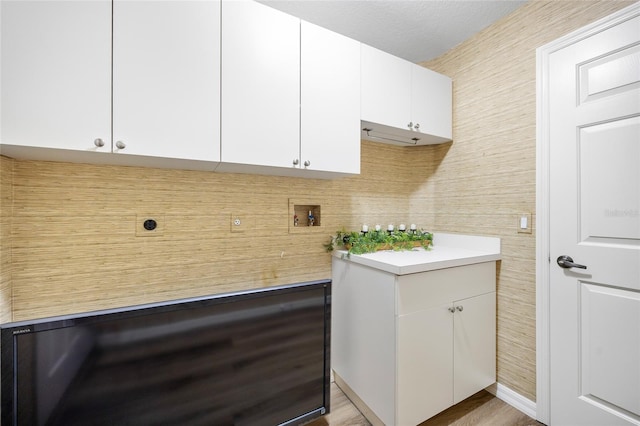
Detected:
[230,214,253,232]
[136,214,164,237]
[517,213,532,234]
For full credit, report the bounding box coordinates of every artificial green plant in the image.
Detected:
[325,228,433,255]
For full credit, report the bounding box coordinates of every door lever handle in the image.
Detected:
[556,255,587,269]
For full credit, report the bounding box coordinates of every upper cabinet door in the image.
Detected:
[113,0,221,162]
[411,65,452,141]
[300,21,360,175]
[361,44,412,131]
[221,0,300,169]
[0,1,111,151]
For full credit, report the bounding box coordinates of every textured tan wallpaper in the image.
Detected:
[1,140,441,322]
[421,0,635,402]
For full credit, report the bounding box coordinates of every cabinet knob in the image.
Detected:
[94,138,105,148]
[407,121,413,129]
[115,141,126,150]
[414,123,420,131]
[448,307,456,313]
[304,160,311,167]
[456,305,464,312]
[293,159,300,166]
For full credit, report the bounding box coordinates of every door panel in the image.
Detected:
[579,117,640,244]
[580,284,640,418]
[579,44,640,103]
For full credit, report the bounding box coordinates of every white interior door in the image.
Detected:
[548,8,640,426]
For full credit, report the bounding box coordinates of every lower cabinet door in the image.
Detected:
[453,291,497,403]
[397,304,453,425]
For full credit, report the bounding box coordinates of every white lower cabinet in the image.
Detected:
[332,258,496,426]
[397,291,496,425]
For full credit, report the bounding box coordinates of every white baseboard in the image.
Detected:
[485,382,537,420]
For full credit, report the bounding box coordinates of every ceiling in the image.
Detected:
[257,0,527,63]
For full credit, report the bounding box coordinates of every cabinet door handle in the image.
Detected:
[293,159,299,166]
[456,305,463,312]
[407,121,413,129]
[304,160,311,167]
[414,123,420,131]
[115,141,126,150]
[448,307,456,313]
[94,138,105,148]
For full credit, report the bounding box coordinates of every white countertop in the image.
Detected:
[333,232,501,275]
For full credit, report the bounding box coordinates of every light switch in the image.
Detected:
[520,216,528,229]
[517,213,532,234]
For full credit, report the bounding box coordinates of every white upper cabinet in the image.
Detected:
[219,1,360,178]
[113,0,221,163]
[220,0,300,171]
[1,0,220,170]
[300,20,361,175]
[1,1,112,152]
[361,43,452,146]
[2,0,449,172]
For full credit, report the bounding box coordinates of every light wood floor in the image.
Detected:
[307,382,543,426]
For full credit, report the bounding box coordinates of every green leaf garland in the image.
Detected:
[325,228,433,255]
